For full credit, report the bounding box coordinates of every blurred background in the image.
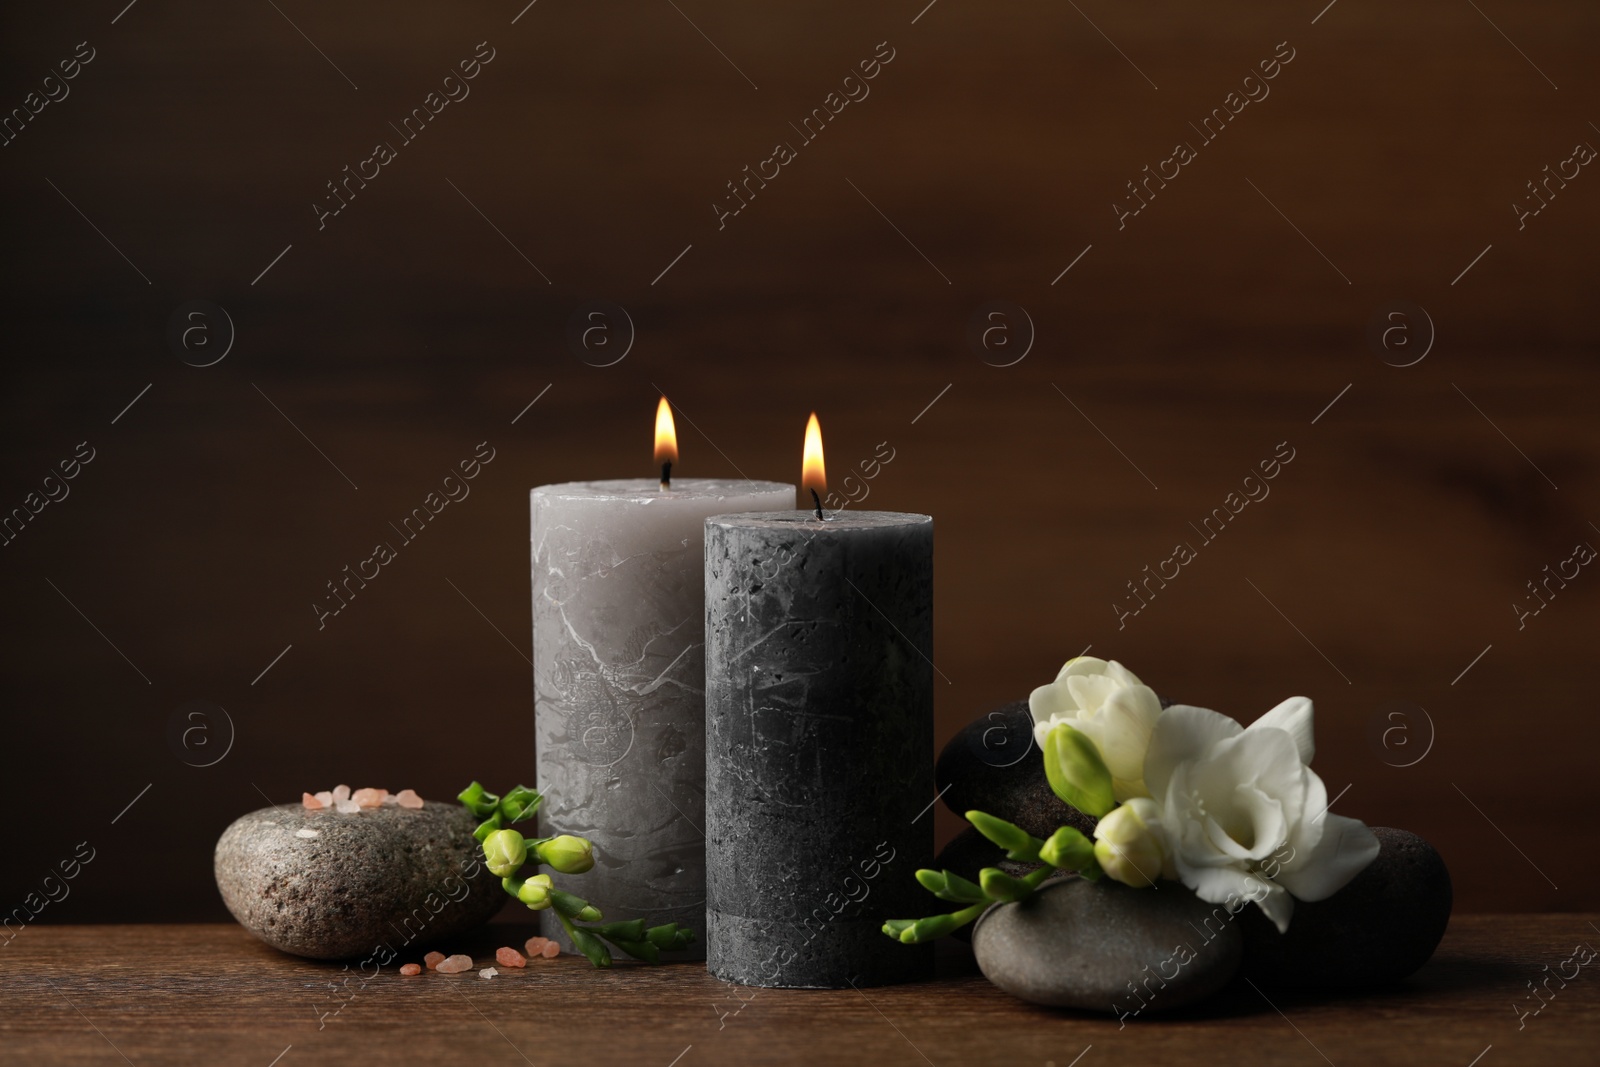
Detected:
[1,0,1595,923]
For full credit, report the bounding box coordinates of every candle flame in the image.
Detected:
[802,412,826,495]
[654,397,678,466]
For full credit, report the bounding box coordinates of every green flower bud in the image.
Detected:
[498,785,543,824]
[515,873,553,908]
[978,866,1034,903]
[593,919,646,943]
[903,913,964,943]
[644,922,695,950]
[482,828,528,878]
[966,811,1041,862]
[1092,798,1168,889]
[1043,723,1116,818]
[535,834,595,874]
[457,781,501,818]
[550,888,603,922]
[613,939,661,964]
[1039,825,1097,873]
[565,922,613,968]
[915,868,986,904]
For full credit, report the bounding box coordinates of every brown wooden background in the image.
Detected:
[1,0,1596,925]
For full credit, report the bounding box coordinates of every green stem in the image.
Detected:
[953,900,988,925]
[1023,865,1057,890]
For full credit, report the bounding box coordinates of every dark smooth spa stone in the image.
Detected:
[215,802,502,961]
[935,700,1099,840]
[972,877,1243,1013]
[1239,826,1452,990]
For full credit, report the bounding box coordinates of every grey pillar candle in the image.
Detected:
[531,478,791,956]
[705,510,935,988]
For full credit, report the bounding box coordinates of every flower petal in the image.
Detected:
[1249,696,1315,765]
[1173,858,1261,905]
[1103,659,1146,688]
[1274,814,1380,902]
[1193,729,1307,826]
[1144,705,1242,806]
[1059,656,1110,682]
[1066,673,1120,718]
[1091,685,1163,783]
[1252,881,1296,934]
[1200,785,1286,863]
[1284,767,1329,859]
[1028,681,1077,724]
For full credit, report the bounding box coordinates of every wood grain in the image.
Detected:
[2,919,1597,1066]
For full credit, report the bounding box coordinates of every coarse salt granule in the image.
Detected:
[352,787,388,809]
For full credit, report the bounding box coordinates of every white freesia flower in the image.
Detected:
[1143,697,1380,933]
[1029,657,1162,801]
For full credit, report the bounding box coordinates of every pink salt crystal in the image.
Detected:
[314,791,334,808]
[352,787,387,809]
[332,785,351,802]
[335,799,360,814]
[540,942,560,959]
[479,968,498,980]
[399,963,422,976]
[424,951,445,970]
[395,789,424,810]
[301,792,325,810]
[524,936,548,957]
[495,946,527,969]
[380,793,399,807]
[436,954,474,974]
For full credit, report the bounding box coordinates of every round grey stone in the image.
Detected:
[215,802,503,960]
[972,878,1243,1013]
[1239,826,1452,990]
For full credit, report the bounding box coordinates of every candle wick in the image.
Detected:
[810,488,824,521]
[660,461,672,491]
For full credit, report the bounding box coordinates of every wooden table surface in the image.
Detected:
[3,918,1596,1066]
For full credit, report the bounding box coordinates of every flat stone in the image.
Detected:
[972,877,1243,1013]
[215,803,503,960]
[1239,826,1452,990]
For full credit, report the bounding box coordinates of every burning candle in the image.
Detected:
[531,400,790,955]
[704,414,935,987]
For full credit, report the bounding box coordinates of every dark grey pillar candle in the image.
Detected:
[704,510,934,988]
